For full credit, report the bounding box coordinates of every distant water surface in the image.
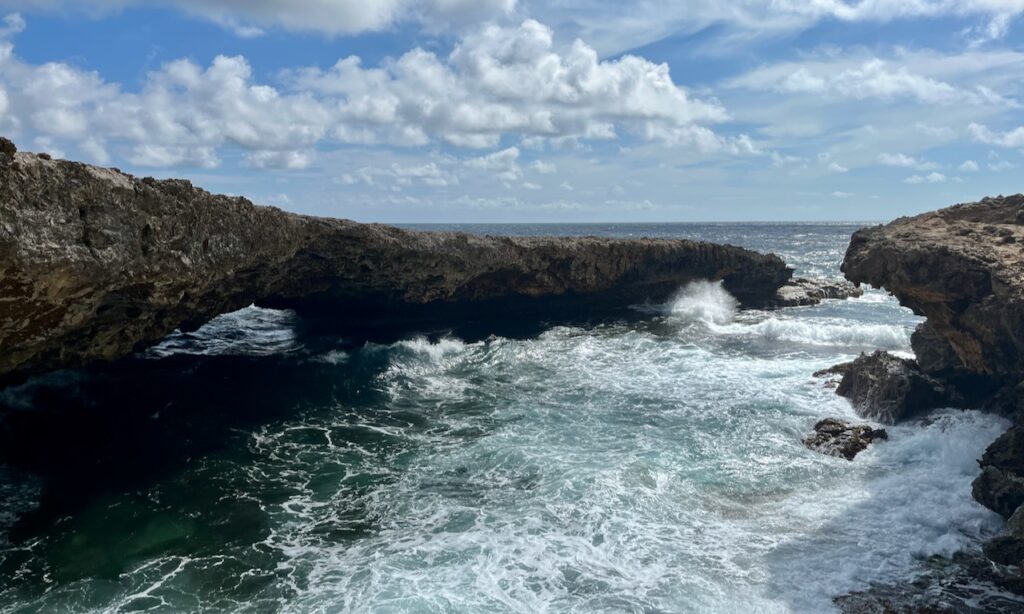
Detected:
[0,223,1015,613]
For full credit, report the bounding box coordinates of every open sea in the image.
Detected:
[0,223,1015,613]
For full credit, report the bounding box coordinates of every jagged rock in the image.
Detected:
[768,276,864,308]
[803,417,888,460]
[834,351,950,424]
[973,423,1024,518]
[984,505,1024,567]
[843,194,1024,384]
[0,141,792,380]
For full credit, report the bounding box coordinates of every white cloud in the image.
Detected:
[246,149,315,169]
[130,144,219,168]
[0,16,745,168]
[341,160,457,189]
[465,146,522,183]
[0,0,517,36]
[0,11,23,37]
[530,1,1024,57]
[968,122,1024,147]
[828,161,849,173]
[79,137,110,164]
[831,191,854,198]
[878,152,939,170]
[530,159,556,173]
[959,159,980,171]
[905,171,948,184]
[729,57,1015,107]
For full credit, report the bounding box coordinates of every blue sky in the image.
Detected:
[0,1,1022,222]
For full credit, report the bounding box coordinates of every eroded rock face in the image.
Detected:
[834,351,949,424]
[842,194,1024,384]
[838,195,1024,575]
[0,143,792,380]
[770,277,864,308]
[803,417,888,460]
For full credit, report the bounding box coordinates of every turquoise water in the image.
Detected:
[0,224,1013,612]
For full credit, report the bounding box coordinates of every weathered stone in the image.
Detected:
[768,276,864,308]
[0,141,793,380]
[973,424,1024,518]
[835,351,949,424]
[803,417,888,460]
[0,137,15,158]
[984,536,1024,567]
[842,194,1024,385]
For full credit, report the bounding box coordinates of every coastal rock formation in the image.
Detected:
[842,194,1024,384]
[833,351,949,424]
[803,417,888,460]
[771,277,863,308]
[836,194,1024,580]
[0,140,792,380]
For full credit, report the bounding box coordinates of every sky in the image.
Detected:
[0,1,1022,222]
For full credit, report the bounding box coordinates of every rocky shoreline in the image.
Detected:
[0,138,866,382]
[815,194,1024,611]
[0,137,804,381]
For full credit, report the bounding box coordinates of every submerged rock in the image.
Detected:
[803,417,888,460]
[834,351,949,424]
[770,276,864,308]
[0,139,793,380]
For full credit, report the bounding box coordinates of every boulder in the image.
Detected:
[835,351,949,424]
[767,276,864,308]
[803,417,888,460]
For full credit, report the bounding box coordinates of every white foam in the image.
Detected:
[668,280,739,325]
[716,317,912,349]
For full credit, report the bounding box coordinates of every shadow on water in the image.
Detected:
[0,306,639,607]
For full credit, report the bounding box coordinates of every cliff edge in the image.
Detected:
[0,139,792,380]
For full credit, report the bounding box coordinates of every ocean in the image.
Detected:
[0,223,1014,613]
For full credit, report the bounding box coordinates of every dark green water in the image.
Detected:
[0,224,1015,612]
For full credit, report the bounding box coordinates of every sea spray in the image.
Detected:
[1,223,1008,614]
[669,280,739,325]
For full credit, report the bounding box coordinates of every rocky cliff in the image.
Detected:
[839,194,1024,573]
[0,139,793,380]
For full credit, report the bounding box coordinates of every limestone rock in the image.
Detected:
[803,417,888,460]
[0,140,793,380]
[842,194,1024,384]
[767,277,864,308]
[973,423,1024,518]
[835,351,949,424]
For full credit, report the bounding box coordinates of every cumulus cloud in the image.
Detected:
[959,159,980,171]
[0,17,745,168]
[289,20,735,151]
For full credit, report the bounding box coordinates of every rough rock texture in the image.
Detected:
[771,276,864,308]
[803,417,888,460]
[0,144,792,380]
[843,194,1024,384]
[838,195,1024,581]
[834,351,950,424]
[974,425,1024,518]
